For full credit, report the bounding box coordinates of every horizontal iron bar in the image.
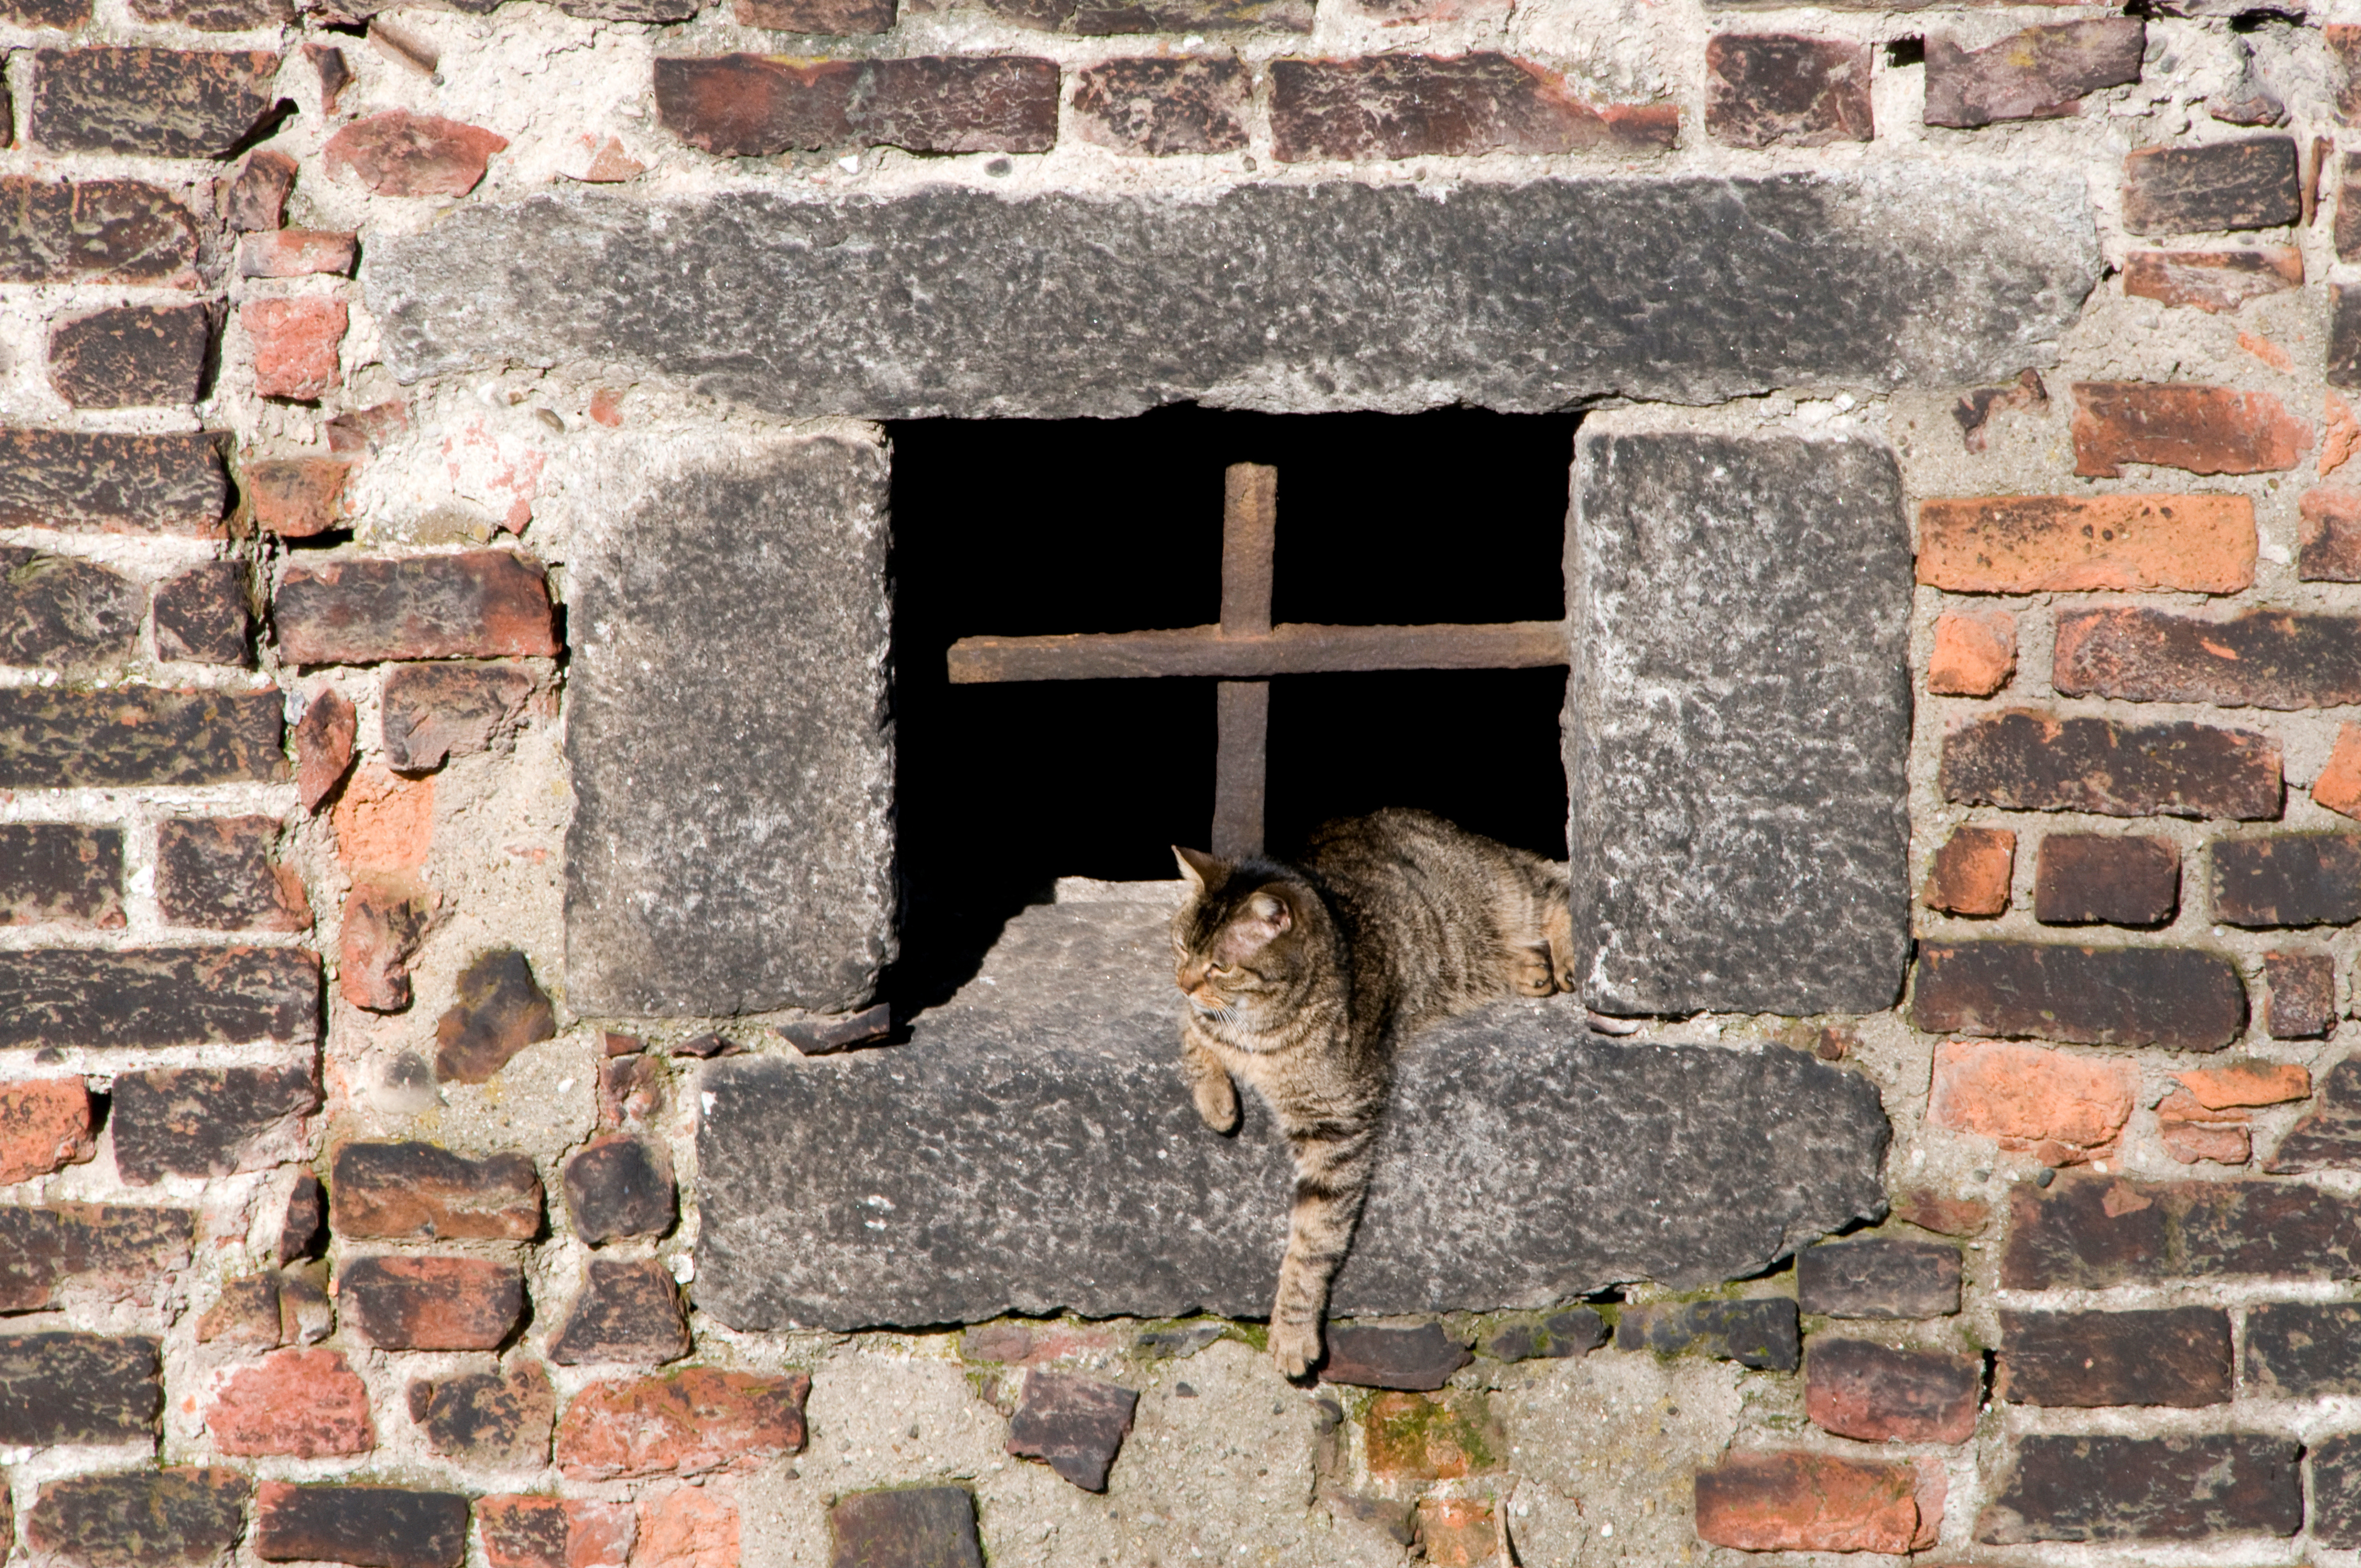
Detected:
[946,620,1570,684]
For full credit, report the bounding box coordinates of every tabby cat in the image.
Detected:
[1170,807,1576,1379]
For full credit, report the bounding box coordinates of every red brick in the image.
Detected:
[295,685,356,813]
[2033,833,2178,927]
[49,302,210,410]
[2155,1087,2250,1166]
[154,560,251,666]
[1923,825,2013,917]
[2178,1058,2311,1108]
[1271,53,1675,160]
[1941,709,2281,819]
[558,135,646,184]
[1923,19,2142,128]
[1362,1390,1502,1480]
[732,0,892,27]
[2261,956,2335,1039]
[341,875,437,1011]
[556,1367,809,1480]
[1998,1307,2231,1407]
[436,948,557,1083]
[198,1272,286,1346]
[2212,834,2361,927]
[329,1141,543,1241]
[0,1079,92,1185]
[635,1487,734,1568]
[247,456,351,539]
[2121,136,2302,235]
[253,1482,470,1568]
[29,48,279,159]
[1805,1339,1979,1444]
[2056,607,2361,710]
[1954,367,2047,453]
[342,1254,525,1351]
[1928,609,2014,696]
[656,55,1058,156]
[1072,57,1249,156]
[332,764,433,873]
[240,230,358,279]
[327,111,509,197]
[1703,35,1868,148]
[381,661,545,771]
[410,1359,556,1464]
[225,149,296,232]
[275,551,559,665]
[0,178,198,287]
[247,298,346,402]
[0,824,122,929]
[2320,722,2361,819]
[590,388,624,427]
[1694,1451,1936,1554]
[1412,1496,1496,1568]
[2301,488,2361,580]
[1893,1189,1990,1237]
[2334,25,2361,126]
[0,430,226,535]
[2326,394,2359,476]
[2072,382,2308,477]
[156,816,305,932]
[481,1496,634,1568]
[2121,247,2303,313]
[1914,943,2246,1052]
[209,1348,374,1457]
[1930,1038,2136,1163]
[1916,493,2254,594]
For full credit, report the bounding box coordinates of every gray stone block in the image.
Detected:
[693,899,1890,1330]
[371,171,2096,418]
[1568,422,1913,1016]
[564,429,894,1017]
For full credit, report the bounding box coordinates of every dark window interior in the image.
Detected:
[886,404,1581,1010]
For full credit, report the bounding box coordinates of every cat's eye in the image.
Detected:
[1210,963,1236,977]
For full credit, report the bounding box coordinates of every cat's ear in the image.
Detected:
[1245,888,1293,937]
[1173,846,1223,892]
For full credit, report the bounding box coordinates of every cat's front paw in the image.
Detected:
[1194,1072,1241,1134]
[1270,1319,1321,1382]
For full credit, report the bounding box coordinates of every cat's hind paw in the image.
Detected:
[1270,1320,1321,1382]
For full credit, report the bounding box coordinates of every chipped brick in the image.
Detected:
[1704,35,1868,149]
[340,875,436,1012]
[156,815,303,934]
[563,1135,676,1245]
[224,148,295,230]
[332,765,433,873]
[1923,825,2014,917]
[550,1257,689,1366]
[2121,247,2303,313]
[325,111,508,197]
[1361,1390,1503,1480]
[381,660,542,771]
[2261,954,2335,1039]
[1071,57,1249,155]
[0,1205,189,1312]
[1928,608,2015,696]
[436,949,556,1084]
[240,229,358,279]
[2072,383,2308,477]
[478,1495,632,1568]
[0,1079,93,1184]
[411,1358,554,1464]
[111,1064,318,1184]
[275,551,559,665]
[247,297,346,402]
[1930,1038,2137,1164]
[248,457,351,539]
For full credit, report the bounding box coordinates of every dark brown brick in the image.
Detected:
[274,552,559,665]
[1912,942,2245,1050]
[154,561,251,666]
[1071,57,1249,156]
[1923,18,2142,128]
[733,0,894,28]
[25,1468,248,1568]
[830,1489,981,1568]
[1614,1299,1798,1371]
[156,816,306,932]
[973,0,1302,27]
[224,149,296,231]
[0,946,316,1049]
[2335,284,2361,393]
[295,687,356,814]
[254,1482,470,1568]
[2121,247,2303,313]
[0,687,282,788]
[2315,1433,2361,1548]
[329,1141,544,1241]
[111,1064,317,1185]
[1940,710,2281,820]
[548,1256,690,1366]
[1479,1308,1604,1363]
[1704,35,1869,149]
[410,1358,554,1464]
[0,0,90,24]
[2212,835,2361,927]
[342,1254,525,1351]
[276,1169,327,1263]
[2121,137,2301,235]
[247,456,350,539]
[1007,1369,1138,1491]
[0,1205,189,1312]
[2033,834,2179,927]
[324,112,509,199]
[563,1135,676,1245]
[0,1333,160,1445]
[2264,951,2335,1038]
[435,949,557,1084]
[656,55,1059,156]
[2071,382,2308,478]
[2004,1172,2361,1287]
[132,0,293,27]
[1797,1237,1961,1317]
[2303,487,2361,581]
[2057,608,2361,711]
[1804,1339,1979,1444]
[0,179,198,287]
[2245,1300,2361,1396]
[30,50,279,159]
[380,661,543,771]
[0,548,142,669]
[49,303,210,409]
[1319,1322,1473,1390]
[1997,1307,2229,1407]
[0,824,122,927]
[0,430,225,536]
[1270,54,1675,161]
[1977,1433,2299,1544]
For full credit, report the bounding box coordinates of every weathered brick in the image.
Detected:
[1940,710,2281,819]
[1797,1237,1962,1317]
[2322,724,2361,823]
[342,1254,526,1351]
[478,1495,632,1568]
[30,50,279,158]
[49,303,210,409]
[0,179,198,287]
[2334,25,2361,125]
[2315,1432,2361,1548]
[275,1168,325,1264]
[1006,1369,1137,1491]
[550,1256,689,1366]
[1615,1299,1799,1370]
[1954,367,2048,453]
[0,0,88,24]
[2213,835,2361,927]
[2071,383,2308,477]
[2178,1059,2310,1108]
[1479,1308,1604,1363]
[380,661,543,771]
[1917,494,2254,594]
[2333,284,2361,392]
[2121,247,2303,313]
[1270,54,1674,161]
[563,1135,676,1245]
[0,825,121,929]
[1923,19,2142,128]
[1805,1339,1979,1444]
[333,765,434,874]
[0,1079,93,1184]
[1317,1322,1472,1390]
[295,686,356,812]
[599,1052,667,1131]
[329,1141,543,1240]
[0,549,142,670]
[2057,607,2361,711]
[341,876,436,1012]
[978,0,1303,28]
[325,111,509,198]
[2303,487,2361,583]
[2121,137,2301,235]
[1071,57,1249,156]
[248,456,351,539]
[0,1333,160,1445]
[325,397,409,455]
[1361,1390,1503,1480]
[153,561,252,666]
[2033,833,2178,926]
[209,1347,374,1457]
[247,298,346,402]
[1923,825,2013,917]
[434,949,556,1084]
[732,0,893,29]
[1998,1307,2230,1407]
[0,1205,189,1311]
[2244,1300,2361,1396]
[275,552,559,664]
[1913,944,2245,1050]
[2005,1172,2361,1287]
[0,946,315,1049]
[24,1469,247,1568]
[2157,1087,2248,1167]
[111,1064,318,1184]
[410,1358,554,1463]
[2261,952,2335,1038]
[1413,1496,1497,1568]
[556,1366,809,1480]
[1927,608,2014,696]
[1704,35,1868,149]
[0,686,280,790]
[254,1482,470,1568]
[1977,1433,2299,1543]
[156,816,304,932]
[224,148,295,230]
[1930,1038,2136,1164]
[829,1489,981,1568]
[656,55,1059,156]
[0,431,225,535]
[134,0,291,25]
[1695,1451,1936,1554]
[198,1269,327,1346]
[1894,1188,1990,1238]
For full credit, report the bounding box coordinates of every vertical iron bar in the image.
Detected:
[1221,464,1276,637]
[1215,464,1277,858]
[1214,680,1269,861]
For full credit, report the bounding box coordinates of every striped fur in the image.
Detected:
[1171,808,1574,1379]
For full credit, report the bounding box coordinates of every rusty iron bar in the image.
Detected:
[945,620,1571,684]
[1213,680,1268,860]
[1214,464,1277,857]
[1221,463,1276,638]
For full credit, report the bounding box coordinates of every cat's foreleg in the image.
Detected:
[1540,869,1579,994]
[1268,1123,1381,1380]
[1180,1030,1241,1134]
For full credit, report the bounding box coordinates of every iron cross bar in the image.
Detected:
[945,463,1570,859]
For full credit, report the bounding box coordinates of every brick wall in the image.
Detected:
[1,0,2360,1564]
